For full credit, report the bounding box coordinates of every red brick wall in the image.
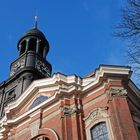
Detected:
[108,97,139,140]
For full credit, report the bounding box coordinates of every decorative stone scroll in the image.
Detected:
[107,87,127,101]
[10,57,25,76]
[61,105,80,116]
[84,107,109,128]
[36,59,50,77]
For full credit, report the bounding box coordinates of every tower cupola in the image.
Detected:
[10,20,52,93]
[18,27,49,58]
[18,16,49,58]
[0,20,52,118]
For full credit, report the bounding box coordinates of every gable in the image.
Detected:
[0,65,137,140]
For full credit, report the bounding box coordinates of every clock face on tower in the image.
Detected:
[10,58,25,76]
[36,59,51,77]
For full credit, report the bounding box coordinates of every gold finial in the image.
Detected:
[34,16,38,28]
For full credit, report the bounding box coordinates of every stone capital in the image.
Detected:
[107,87,127,101]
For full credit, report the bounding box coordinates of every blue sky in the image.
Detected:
[0,0,127,82]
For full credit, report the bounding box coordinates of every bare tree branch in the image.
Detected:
[115,0,140,83]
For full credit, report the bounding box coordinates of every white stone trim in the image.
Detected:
[30,128,59,140]
[83,66,131,91]
[82,78,120,104]
[0,65,132,139]
[3,66,131,116]
[6,95,58,124]
[44,128,59,140]
[84,107,114,140]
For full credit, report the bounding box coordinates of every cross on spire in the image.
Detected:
[34,16,38,28]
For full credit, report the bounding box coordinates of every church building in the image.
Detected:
[0,24,140,140]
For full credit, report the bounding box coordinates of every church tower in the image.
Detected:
[10,22,52,95]
[0,20,52,118]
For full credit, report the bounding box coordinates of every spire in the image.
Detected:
[34,16,38,29]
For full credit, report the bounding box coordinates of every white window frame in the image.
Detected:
[90,122,109,140]
[84,107,114,140]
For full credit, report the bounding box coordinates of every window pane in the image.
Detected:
[91,122,109,140]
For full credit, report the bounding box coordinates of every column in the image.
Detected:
[25,39,29,52]
[19,44,22,55]
[36,39,40,54]
[43,47,47,58]
[107,88,139,140]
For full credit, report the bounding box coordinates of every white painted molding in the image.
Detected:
[84,107,114,140]
[4,66,131,115]
[42,128,59,140]
[0,65,132,139]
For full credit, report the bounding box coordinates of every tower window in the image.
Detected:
[28,38,37,52]
[20,40,26,55]
[39,41,45,57]
[5,90,16,104]
[90,122,109,140]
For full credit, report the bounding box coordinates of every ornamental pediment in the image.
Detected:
[4,65,132,116]
[0,73,82,138]
[0,66,132,124]
[0,65,132,139]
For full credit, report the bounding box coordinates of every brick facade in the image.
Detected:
[0,65,139,140]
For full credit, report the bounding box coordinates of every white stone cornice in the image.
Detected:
[4,66,131,114]
[84,66,131,90]
[0,84,79,131]
[1,66,132,119]
[0,65,133,139]
[4,74,83,115]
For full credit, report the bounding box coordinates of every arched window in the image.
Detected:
[32,136,49,140]
[37,137,49,140]
[28,38,37,52]
[29,96,48,110]
[38,41,45,57]
[90,122,109,140]
[20,40,26,55]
